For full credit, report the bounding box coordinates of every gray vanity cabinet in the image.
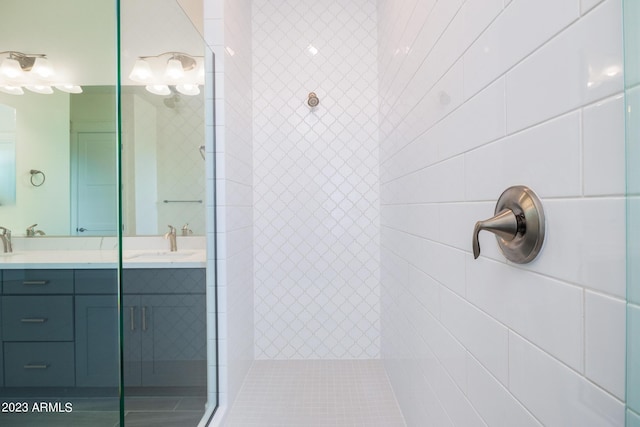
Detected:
[124,293,206,387]
[74,269,119,387]
[75,295,119,387]
[123,269,206,388]
[1,270,75,388]
[0,268,205,390]
[0,270,3,387]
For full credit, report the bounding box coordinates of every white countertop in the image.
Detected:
[0,236,207,269]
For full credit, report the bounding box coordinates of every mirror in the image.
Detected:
[0,0,206,237]
[120,86,205,236]
[0,104,16,206]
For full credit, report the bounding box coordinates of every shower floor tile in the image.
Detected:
[225,360,406,427]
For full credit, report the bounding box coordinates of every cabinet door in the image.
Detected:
[123,295,142,387]
[75,295,119,387]
[140,294,206,387]
[0,296,2,386]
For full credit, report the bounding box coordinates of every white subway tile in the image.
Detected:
[585,291,626,399]
[415,240,466,297]
[420,309,467,391]
[440,288,509,384]
[437,78,506,161]
[466,256,584,370]
[581,0,605,15]
[435,364,486,427]
[403,60,464,147]
[385,0,464,112]
[509,332,625,427]
[583,95,625,196]
[506,0,623,132]
[467,355,542,427]
[408,265,441,319]
[524,198,626,298]
[464,0,579,99]
[464,112,581,201]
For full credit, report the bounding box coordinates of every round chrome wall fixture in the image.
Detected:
[307,92,319,108]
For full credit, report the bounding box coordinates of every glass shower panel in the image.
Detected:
[119,0,212,425]
[625,0,640,425]
[0,1,120,426]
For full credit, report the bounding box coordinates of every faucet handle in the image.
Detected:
[471,186,545,264]
[472,209,519,259]
[164,225,176,238]
[181,223,193,236]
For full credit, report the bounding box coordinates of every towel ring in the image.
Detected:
[30,169,46,187]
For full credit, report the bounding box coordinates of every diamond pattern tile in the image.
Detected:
[252,0,380,359]
[121,88,206,235]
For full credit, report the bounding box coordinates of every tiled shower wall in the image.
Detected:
[252,0,380,360]
[378,0,627,425]
[205,0,254,411]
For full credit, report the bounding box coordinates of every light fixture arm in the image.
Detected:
[0,51,47,71]
[136,52,200,71]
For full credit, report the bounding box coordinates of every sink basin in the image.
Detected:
[124,250,198,260]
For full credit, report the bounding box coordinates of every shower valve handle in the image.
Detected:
[472,209,519,259]
[471,186,545,264]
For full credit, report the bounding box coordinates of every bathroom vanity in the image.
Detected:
[0,244,207,395]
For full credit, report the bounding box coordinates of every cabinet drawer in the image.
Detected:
[123,268,205,294]
[4,342,75,387]
[2,296,74,341]
[75,269,118,294]
[3,270,73,294]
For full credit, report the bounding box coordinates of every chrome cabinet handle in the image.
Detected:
[130,307,136,331]
[472,186,545,264]
[20,318,48,323]
[142,306,147,331]
[24,364,49,369]
[23,280,48,285]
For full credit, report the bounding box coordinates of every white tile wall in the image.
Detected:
[252,0,380,360]
[206,0,629,424]
[379,0,627,425]
[204,0,254,420]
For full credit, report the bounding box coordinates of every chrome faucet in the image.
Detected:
[26,224,46,237]
[181,223,193,236]
[0,226,12,253]
[164,225,177,252]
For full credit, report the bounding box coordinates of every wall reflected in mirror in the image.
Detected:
[121,85,205,236]
[0,104,16,206]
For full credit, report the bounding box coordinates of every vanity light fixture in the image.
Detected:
[0,51,83,95]
[145,84,171,96]
[25,85,54,95]
[0,85,23,95]
[0,57,23,79]
[165,58,185,80]
[175,83,200,96]
[55,84,83,94]
[129,52,203,96]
